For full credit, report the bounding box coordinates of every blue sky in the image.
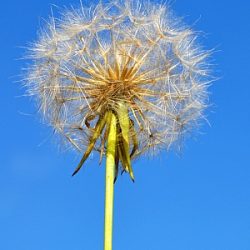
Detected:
[1,0,250,250]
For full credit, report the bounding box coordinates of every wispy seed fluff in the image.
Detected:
[25,0,211,179]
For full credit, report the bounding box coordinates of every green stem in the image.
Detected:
[104,112,117,250]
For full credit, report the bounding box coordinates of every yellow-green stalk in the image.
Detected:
[104,112,117,250]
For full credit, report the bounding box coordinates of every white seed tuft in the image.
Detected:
[24,0,212,157]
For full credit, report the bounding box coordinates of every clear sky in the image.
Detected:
[1,0,250,250]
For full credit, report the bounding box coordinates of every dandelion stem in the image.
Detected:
[104,111,117,250]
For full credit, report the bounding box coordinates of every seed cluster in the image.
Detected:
[25,0,211,178]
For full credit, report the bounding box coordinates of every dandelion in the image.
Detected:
[24,0,211,249]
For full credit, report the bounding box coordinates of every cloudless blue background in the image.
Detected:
[1,0,250,249]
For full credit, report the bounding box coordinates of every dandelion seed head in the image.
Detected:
[25,0,211,163]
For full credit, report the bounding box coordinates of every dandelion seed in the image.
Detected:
[24,1,212,249]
